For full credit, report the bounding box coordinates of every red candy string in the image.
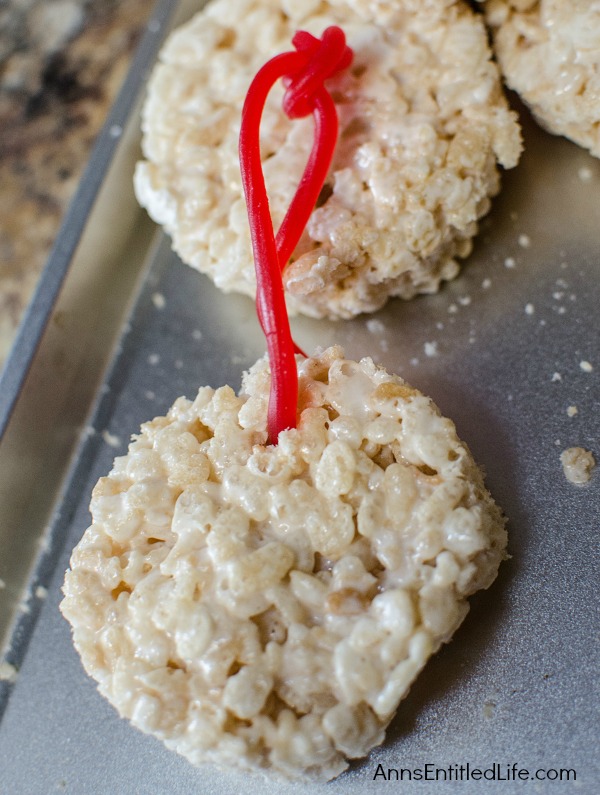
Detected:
[239,26,353,444]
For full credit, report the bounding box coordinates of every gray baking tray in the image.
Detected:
[0,1,598,792]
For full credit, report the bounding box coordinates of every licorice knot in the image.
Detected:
[282,26,353,119]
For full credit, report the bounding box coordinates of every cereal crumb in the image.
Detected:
[482,278,492,289]
[580,361,593,373]
[482,700,496,719]
[458,295,471,306]
[525,303,535,315]
[560,447,595,484]
[424,341,439,357]
[567,406,578,418]
[504,257,516,269]
[448,303,458,314]
[101,430,121,448]
[192,329,203,341]
[35,586,48,600]
[145,390,156,401]
[551,372,562,382]
[518,234,531,248]
[151,292,166,309]
[578,167,593,183]
[0,662,18,683]
[0,578,5,589]
[148,353,160,366]
[366,319,386,335]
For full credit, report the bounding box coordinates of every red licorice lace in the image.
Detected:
[239,26,353,444]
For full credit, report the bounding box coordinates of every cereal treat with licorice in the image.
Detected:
[134,0,522,319]
[61,346,507,782]
[476,0,600,157]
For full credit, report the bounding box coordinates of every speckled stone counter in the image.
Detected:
[0,0,155,365]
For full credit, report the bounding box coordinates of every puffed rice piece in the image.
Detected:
[477,0,600,157]
[134,0,522,319]
[560,446,596,485]
[61,347,507,782]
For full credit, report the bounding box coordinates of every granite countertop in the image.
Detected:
[0,0,155,367]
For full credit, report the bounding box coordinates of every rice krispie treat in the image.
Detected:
[134,0,522,319]
[477,1,600,157]
[61,346,507,782]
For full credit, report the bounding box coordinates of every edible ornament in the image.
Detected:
[477,0,600,158]
[62,27,507,783]
[135,0,522,319]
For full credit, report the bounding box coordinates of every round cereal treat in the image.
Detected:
[477,0,600,157]
[61,346,507,782]
[134,0,522,319]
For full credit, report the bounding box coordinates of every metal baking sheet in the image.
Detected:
[0,1,598,792]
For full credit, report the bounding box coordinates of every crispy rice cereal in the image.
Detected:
[134,0,521,319]
[478,1,600,157]
[560,446,596,485]
[61,347,507,782]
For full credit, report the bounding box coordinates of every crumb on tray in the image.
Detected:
[560,447,596,485]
